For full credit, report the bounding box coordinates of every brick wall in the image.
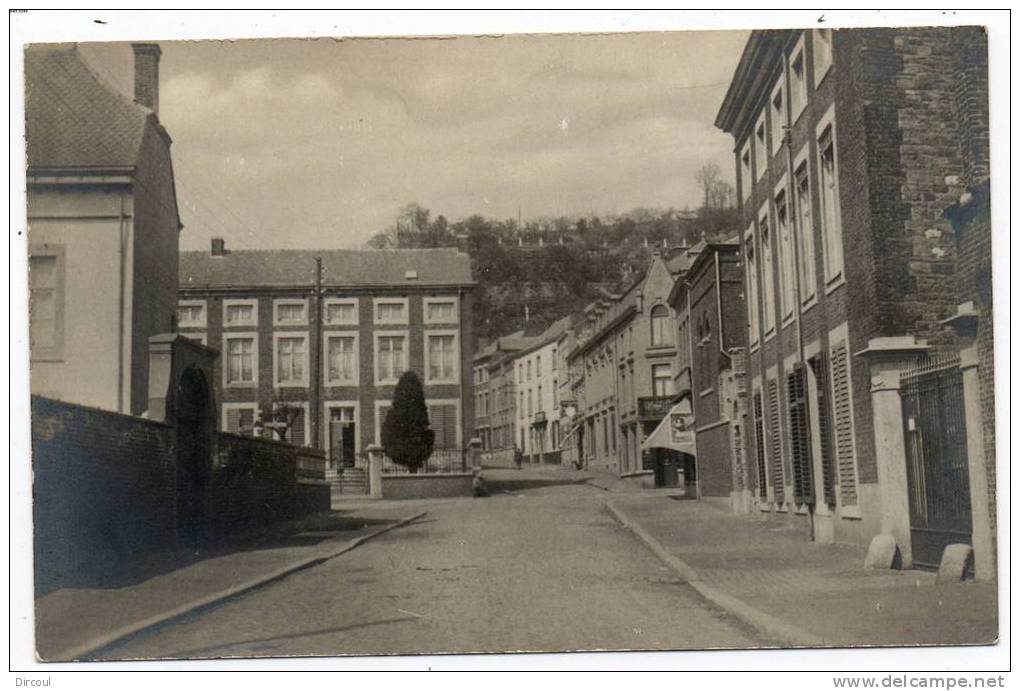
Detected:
[211,432,329,534]
[32,396,177,590]
[31,395,329,591]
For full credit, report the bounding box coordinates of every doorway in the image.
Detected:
[328,406,357,468]
[176,366,212,548]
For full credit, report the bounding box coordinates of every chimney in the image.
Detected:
[132,43,161,114]
[211,237,226,256]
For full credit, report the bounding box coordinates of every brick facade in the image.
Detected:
[670,241,748,500]
[178,246,475,467]
[717,27,991,548]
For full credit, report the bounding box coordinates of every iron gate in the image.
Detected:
[900,354,971,569]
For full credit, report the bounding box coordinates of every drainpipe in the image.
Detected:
[781,50,816,540]
[117,193,128,413]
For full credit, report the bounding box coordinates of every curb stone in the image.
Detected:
[49,511,428,662]
[607,501,825,648]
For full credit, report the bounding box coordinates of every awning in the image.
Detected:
[641,402,697,455]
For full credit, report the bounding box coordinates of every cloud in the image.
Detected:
[146,32,750,250]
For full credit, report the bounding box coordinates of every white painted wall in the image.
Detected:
[28,186,132,413]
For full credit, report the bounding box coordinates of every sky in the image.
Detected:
[78,30,749,251]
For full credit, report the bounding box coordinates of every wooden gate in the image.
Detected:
[900,354,971,569]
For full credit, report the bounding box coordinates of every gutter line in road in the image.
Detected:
[606,501,823,648]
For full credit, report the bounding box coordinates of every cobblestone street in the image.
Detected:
[101,469,765,659]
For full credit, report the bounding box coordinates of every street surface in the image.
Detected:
[103,468,765,658]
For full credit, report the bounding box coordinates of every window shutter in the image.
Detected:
[830,343,858,506]
[753,392,769,500]
[787,366,814,505]
[810,356,837,506]
[767,379,785,505]
[429,404,457,449]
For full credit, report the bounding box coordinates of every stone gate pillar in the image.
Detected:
[856,336,930,569]
[367,444,384,499]
[943,302,995,581]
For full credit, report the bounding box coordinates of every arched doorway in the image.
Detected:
[176,366,212,548]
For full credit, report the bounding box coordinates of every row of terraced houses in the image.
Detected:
[474,26,995,578]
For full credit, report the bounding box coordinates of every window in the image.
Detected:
[527,389,533,417]
[652,364,674,397]
[536,355,542,377]
[274,401,309,447]
[744,224,761,347]
[740,140,753,201]
[518,363,523,384]
[224,334,257,386]
[775,181,796,323]
[177,300,206,328]
[425,297,458,324]
[519,391,525,419]
[426,332,458,383]
[794,154,818,304]
[537,384,543,411]
[224,299,258,327]
[325,334,357,385]
[29,251,64,360]
[817,108,844,286]
[274,299,307,326]
[650,304,671,346]
[428,402,459,449]
[374,298,408,324]
[324,299,358,326]
[553,379,558,407]
[813,28,833,87]
[275,334,308,386]
[551,348,558,371]
[789,35,808,122]
[759,204,777,336]
[770,77,786,155]
[754,111,768,180]
[223,403,257,436]
[375,334,407,384]
[527,360,532,381]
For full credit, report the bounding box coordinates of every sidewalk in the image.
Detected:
[35,507,426,662]
[609,495,999,648]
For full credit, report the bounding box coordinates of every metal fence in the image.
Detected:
[900,351,970,569]
[380,447,468,474]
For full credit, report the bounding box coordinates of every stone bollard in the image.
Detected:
[468,437,483,472]
[366,444,384,499]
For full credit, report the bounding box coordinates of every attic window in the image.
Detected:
[405,270,419,280]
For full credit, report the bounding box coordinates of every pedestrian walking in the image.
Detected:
[513,445,523,470]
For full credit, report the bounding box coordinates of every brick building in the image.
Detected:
[27,44,181,415]
[178,241,475,464]
[509,315,572,464]
[669,238,748,505]
[715,27,993,563]
[564,253,685,476]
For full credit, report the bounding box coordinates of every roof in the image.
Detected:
[25,45,154,171]
[180,248,475,289]
[512,314,574,359]
[714,29,799,137]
